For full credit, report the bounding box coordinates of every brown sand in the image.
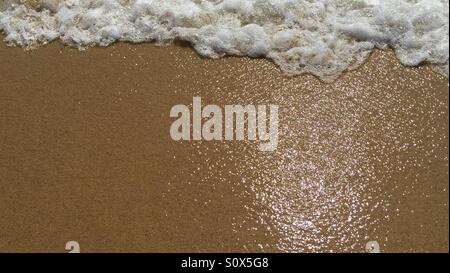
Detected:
[0,40,448,253]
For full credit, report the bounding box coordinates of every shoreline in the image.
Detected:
[2,36,448,83]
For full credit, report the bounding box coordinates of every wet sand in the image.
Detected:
[0,40,448,252]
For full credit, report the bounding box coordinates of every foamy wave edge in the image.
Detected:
[1,0,449,81]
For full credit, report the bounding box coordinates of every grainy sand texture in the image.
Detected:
[0,40,448,252]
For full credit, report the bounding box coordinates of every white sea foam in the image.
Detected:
[1,0,448,81]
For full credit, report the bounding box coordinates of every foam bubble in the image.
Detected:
[1,0,448,81]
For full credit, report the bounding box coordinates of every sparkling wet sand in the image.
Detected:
[0,41,448,252]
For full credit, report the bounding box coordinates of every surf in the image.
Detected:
[1,0,448,81]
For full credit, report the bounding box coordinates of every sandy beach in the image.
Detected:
[0,39,448,252]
